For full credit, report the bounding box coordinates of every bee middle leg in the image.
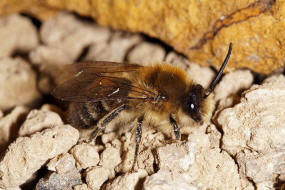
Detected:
[170,115,180,140]
[89,104,128,141]
[132,115,144,170]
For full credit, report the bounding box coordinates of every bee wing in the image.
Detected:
[52,62,157,102]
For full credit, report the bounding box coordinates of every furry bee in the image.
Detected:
[52,43,232,168]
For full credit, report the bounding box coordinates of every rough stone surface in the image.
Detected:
[0,106,28,153]
[127,42,165,65]
[218,75,285,155]
[105,169,148,190]
[0,58,41,111]
[214,70,254,101]
[84,32,142,62]
[100,146,121,170]
[0,125,79,188]
[1,1,284,73]
[46,153,76,173]
[144,169,197,190]
[0,14,38,58]
[71,143,100,170]
[30,12,110,65]
[37,153,82,190]
[218,75,285,189]
[18,109,63,137]
[85,166,110,190]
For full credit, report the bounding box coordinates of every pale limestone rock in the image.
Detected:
[117,130,165,173]
[187,62,215,88]
[85,32,142,62]
[37,153,81,190]
[155,138,241,189]
[0,125,79,188]
[187,148,241,189]
[35,168,82,190]
[74,184,91,190]
[165,51,190,70]
[0,58,41,110]
[47,153,76,173]
[30,12,110,65]
[218,75,285,155]
[144,169,197,190]
[105,169,147,190]
[18,109,63,136]
[85,166,110,190]
[71,143,100,170]
[127,42,165,65]
[30,45,73,65]
[237,150,285,189]
[100,145,121,169]
[0,14,38,58]
[157,142,195,173]
[0,106,28,152]
[214,69,254,101]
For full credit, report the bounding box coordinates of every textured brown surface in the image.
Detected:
[0,0,284,73]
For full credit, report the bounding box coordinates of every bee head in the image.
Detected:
[182,84,205,123]
[182,42,233,123]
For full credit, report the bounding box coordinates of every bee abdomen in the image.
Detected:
[66,101,108,129]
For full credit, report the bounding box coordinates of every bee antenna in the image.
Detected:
[204,43,233,98]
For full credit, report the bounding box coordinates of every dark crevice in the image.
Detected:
[20,13,42,29]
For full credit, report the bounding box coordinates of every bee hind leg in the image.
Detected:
[170,115,180,140]
[132,115,144,171]
[89,104,128,141]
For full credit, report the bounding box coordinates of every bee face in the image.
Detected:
[182,84,205,123]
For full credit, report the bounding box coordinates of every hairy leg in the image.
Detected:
[132,115,144,170]
[89,104,128,141]
[170,115,180,140]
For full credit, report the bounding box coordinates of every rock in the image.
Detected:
[71,143,100,170]
[218,75,285,189]
[73,184,90,190]
[214,70,254,101]
[237,150,285,189]
[1,1,284,73]
[0,106,28,153]
[37,153,82,190]
[30,12,111,65]
[218,75,285,155]
[0,58,41,111]
[0,125,79,188]
[84,31,142,62]
[156,142,195,173]
[0,14,38,58]
[127,42,165,65]
[46,153,76,173]
[35,169,82,190]
[105,169,147,190]
[100,145,121,170]
[144,169,197,190]
[85,166,110,190]
[18,109,63,136]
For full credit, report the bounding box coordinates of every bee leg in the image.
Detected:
[132,116,144,171]
[170,115,180,140]
[89,104,127,141]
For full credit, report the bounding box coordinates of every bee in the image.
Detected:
[52,43,232,168]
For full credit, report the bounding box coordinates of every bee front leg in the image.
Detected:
[170,115,180,140]
[89,104,127,141]
[132,115,144,170]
